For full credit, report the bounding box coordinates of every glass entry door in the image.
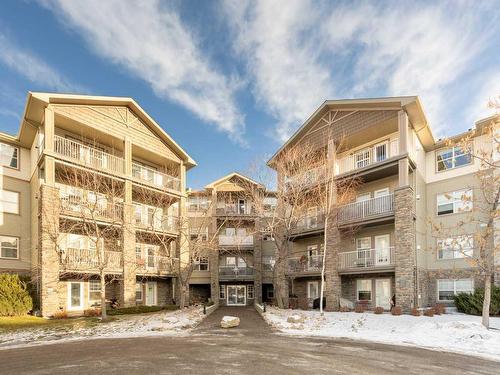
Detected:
[227,285,246,306]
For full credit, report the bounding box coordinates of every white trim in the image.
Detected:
[88,280,101,306]
[67,281,84,310]
[145,281,157,306]
[307,281,319,299]
[135,282,143,302]
[356,279,372,302]
[437,278,474,302]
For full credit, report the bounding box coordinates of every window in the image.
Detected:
[262,256,275,271]
[356,237,371,261]
[193,257,209,271]
[262,233,274,241]
[219,284,225,299]
[68,282,83,310]
[437,189,473,215]
[357,279,372,301]
[355,149,371,169]
[247,285,254,299]
[307,281,319,299]
[0,190,19,214]
[263,197,277,212]
[136,283,143,301]
[135,245,142,260]
[437,279,473,301]
[0,236,18,259]
[267,287,274,299]
[0,142,19,169]
[437,235,474,259]
[436,145,472,171]
[225,256,236,266]
[190,228,208,241]
[88,280,101,306]
[188,196,209,212]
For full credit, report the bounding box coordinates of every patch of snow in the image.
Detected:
[0,306,205,350]
[263,307,500,361]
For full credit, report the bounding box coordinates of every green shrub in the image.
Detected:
[453,286,500,316]
[0,274,33,316]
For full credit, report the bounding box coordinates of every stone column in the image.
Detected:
[178,161,190,307]
[209,189,220,305]
[39,184,61,317]
[253,218,263,304]
[324,227,341,311]
[394,186,416,311]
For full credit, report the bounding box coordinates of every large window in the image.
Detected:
[437,235,473,259]
[88,280,101,306]
[247,285,254,299]
[356,279,372,301]
[262,256,275,271]
[188,196,209,212]
[193,257,209,271]
[219,284,225,299]
[436,145,472,171]
[0,142,19,169]
[135,283,143,302]
[437,189,473,215]
[0,236,18,259]
[307,281,319,299]
[437,279,473,301]
[0,190,19,214]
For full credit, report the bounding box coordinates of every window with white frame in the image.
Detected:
[357,279,372,301]
[0,142,19,169]
[135,245,142,261]
[0,190,19,214]
[262,256,275,271]
[188,196,209,212]
[307,281,319,299]
[263,196,277,212]
[219,284,225,299]
[436,145,472,172]
[88,280,101,306]
[437,235,474,259]
[193,257,209,271]
[190,227,208,241]
[437,279,473,301]
[135,282,143,301]
[0,236,18,259]
[437,189,473,215]
[247,285,254,299]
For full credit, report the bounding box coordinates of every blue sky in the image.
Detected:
[0,0,498,189]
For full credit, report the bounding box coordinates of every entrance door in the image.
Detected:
[227,285,246,306]
[374,234,390,265]
[68,282,84,310]
[375,279,391,309]
[146,282,157,306]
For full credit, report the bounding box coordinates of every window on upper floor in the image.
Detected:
[263,197,277,212]
[436,145,472,172]
[437,279,473,301]
[0,236,19,259]
[262,256,275,271]
[436,189,473,215]
[0,142,19,169]
[188,196,209,212]
[437,235,473,260]
[193,257,209,271]
[0,190,19,214]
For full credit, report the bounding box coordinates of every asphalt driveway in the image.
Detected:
[0,306,498,374]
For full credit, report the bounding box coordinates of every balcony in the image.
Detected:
[218,235,254,247]
[136,256,177,275]
[292,212,325,235]
[215,203,255,216]
[135,214,179,234]
[132,162,181,193]
[338,193,394,225]
[218,266,254,280]
[337,139,399,175]
[287,255,323,275]
[59,187,123,222]
[338,247,395,273]
[60,248,123,273]
[54,135,125,175]
[285,165,327,191]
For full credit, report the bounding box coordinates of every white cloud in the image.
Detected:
[467,70,500,123]
[40,0,245,144]
[0,33,80,92]
[224,0,498,139]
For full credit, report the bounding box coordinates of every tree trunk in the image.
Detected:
[179,284,186,308]
[100,271,107,320]
[482,275,491,329]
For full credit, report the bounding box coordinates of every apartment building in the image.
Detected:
[268,96,499,311]
[187,173,277,306]
[0,92,195,317]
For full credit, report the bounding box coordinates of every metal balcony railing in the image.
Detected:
[54,135,125,174]
[218,266,254,278]
[293,212,325,233]
[337,139,399,174]
[338,247,395,270]
[60,248,123,272]
[338,193,394,224]
[59,188,123,222]
[136,256,178,274]
[135,214,179,233]
[287,255,323,274]
[218,235,254,247]
[284,165,327,191]
[215,203,254,216]
[132,162,181,192]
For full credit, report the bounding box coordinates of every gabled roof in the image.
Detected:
[204,172,263,190]
[267,96,435,166]
[16,92,196,169]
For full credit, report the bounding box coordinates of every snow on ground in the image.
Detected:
[0,306,205,350]
[263,307,500,361]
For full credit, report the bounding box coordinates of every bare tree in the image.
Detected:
[42,167,126,320]
[430,98,499,328]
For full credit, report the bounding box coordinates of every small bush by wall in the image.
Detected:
[354,305,365,313]
[339,306,350,312]
[454,286,500,316]
[0,274,33,316]
[84,308,101,317]
[434,303,446,315]
[410,308,421,317]
[53,310,68,319]
[374,306,384,314]
[391,306,402,316]
[423,308,435,317]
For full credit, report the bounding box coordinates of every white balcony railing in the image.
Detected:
[218,235,254,247]
[216,203,254,216]
[337,139,399,174]
[135,214,179,233]
[136,256,177,274]
[287,255,323,274]
[293,212,325,233]
[60,248,123,271]
[54,135,125,174]
[339,247,395,270]
[132,162,181,192]
[338,193,394,223]
[59,187,123,222]
[218,266,254,278]
[285,165,328,191]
